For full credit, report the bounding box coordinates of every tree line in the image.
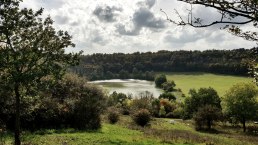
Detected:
[71,48,257,80]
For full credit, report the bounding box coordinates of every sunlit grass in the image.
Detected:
[164,72,252,97]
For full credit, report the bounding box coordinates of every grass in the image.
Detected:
[164,72,252,97]
[2,116,258,145]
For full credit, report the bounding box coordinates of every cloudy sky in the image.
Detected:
[21,0,257,54]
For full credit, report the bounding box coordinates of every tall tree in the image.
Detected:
[0,0,80,144]
[161,0,258,84]
[223,83,258,132]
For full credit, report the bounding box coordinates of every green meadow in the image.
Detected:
[164,72,252,97]
[2,116,257,145]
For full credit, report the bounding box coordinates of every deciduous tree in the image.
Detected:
[0,0,80,144]
[223,83,258,132]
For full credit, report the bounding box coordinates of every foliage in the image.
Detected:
[193,105,222,130]
[0,0,80,144]
[71,49,257,81]
[155,74,167,88]
[159,92,176,101]
[159,106,166,117]
[107,107,120,124]
[0,73,106,131]
[223,83,258,132]
[129,93,154,113]
[132,109,151,127]
[184,87,221,118]
[160,99,177,114]
[172,107,184,118]
[162,81,176,92]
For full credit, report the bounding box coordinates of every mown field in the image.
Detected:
[164,72,252,97]
[1,116,258,145]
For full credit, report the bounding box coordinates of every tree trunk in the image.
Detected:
[207,119,211,130]
[14,83,21,145]
[242,117,246,132]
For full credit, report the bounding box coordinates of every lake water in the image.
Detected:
[90,79,163,98]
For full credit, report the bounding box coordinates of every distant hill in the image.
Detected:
[71,48,257,80]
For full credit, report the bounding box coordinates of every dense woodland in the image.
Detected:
[71,48,257,80]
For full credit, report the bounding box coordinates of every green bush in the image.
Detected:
[172,107,184,118]
[108,110,120,124]
[155,74,167,88]
[193,105,222,130]
[159,92,176,101]
[132,109,151,127]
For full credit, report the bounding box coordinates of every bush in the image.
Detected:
[159,93,176,101]
[193,105,222,130]
[172,107,184,118]
[155,74,167,88]
[107,109,120,124]
[132,109,151,127]
[247,125,258,135]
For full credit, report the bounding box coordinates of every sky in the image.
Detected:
[20,0,257,54]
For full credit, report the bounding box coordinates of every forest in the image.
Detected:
[71,48,257,80]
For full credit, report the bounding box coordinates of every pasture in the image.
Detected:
[2,116,257,145]
[164,72,252,97]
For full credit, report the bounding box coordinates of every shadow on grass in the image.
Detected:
[31,128,102,135]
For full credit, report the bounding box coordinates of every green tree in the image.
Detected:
[155,74,167,88]
[194,105,222,130]
[184,87,221,118]
[223,83,258,132]
[0,1,80,144]
[162,80,176,92]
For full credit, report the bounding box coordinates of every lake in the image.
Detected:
[90,79,163,97]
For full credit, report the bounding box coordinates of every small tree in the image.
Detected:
[132,109,151,127]
[194,105,222,130]
[155,74,167,88]
[184,87,221,118]
[223,83,258,132]
[0,1,80,144]
[162,81,176,92]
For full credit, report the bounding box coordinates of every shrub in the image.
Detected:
[247,125,258,135]
[172,107,184,118]
[193,105,222,130]
[155,74,167,88]
[159,92,176,101]
[159,106,166,117]
[107,107,120,124]
[132,109,151,127]
[162,81,176,92]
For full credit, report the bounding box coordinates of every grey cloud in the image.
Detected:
[116,24,140,36]
[137,0,156,9]
[93,5,123,22]
[54,15,69,24]
[116,8,166,36]
[163,29,209,45]
[41,0,65,9]
[133,8,165,29]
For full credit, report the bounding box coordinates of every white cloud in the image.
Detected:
[19,0,257,54]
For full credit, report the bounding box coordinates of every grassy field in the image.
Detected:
[2,116,258,145]
[164,72,252,97]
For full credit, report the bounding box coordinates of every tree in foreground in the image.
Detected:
[194,105,222,130]
[161,0,258,85]
[184,87,221,118]
[0,0,80,144]
[223,83,258,132]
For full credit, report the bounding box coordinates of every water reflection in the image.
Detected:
[90,79,163,98]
